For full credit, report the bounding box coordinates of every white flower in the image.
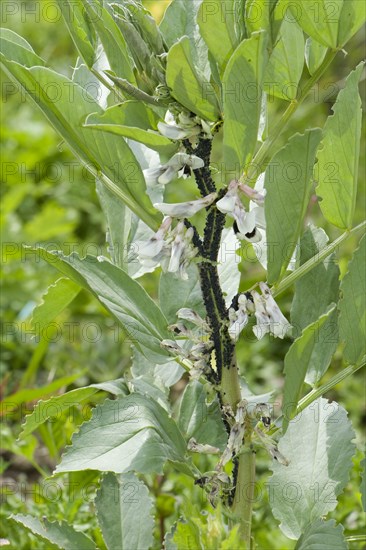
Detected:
[139,221,198,280]
[138,217,172,269]
[177,308,209,330]
[167,223,198,280]
[216,181,257,237]
[143,153,204,187]
[252,282,291,340]
[228,294,250,341]
[157,111,210,140]
[154,192,217,218]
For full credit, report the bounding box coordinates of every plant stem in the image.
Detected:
[295,361,365,416]
[231,449,256,548]
[272,220,366,298]
[240,48,338,185]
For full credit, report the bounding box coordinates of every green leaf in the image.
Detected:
[80,0,136,83]
[132,349,184,389]
[0,28,46,67]
[265,128,322,284]
[291,226,340,386]
[283,306,336,432]
[1,373,84,416]
[269,397,355,539]
[10,514,96,550]
[85,102,178,155]
[316,62,364,229]
[295,519,347,550]
[361,457,366,511]
[337,0,366,47]
[96,472,154,550]
[32,248,172,363]
[166,37,220,122]
[159,264,205,324]
[173,520,203,550]
[19,380,128,439]
[264,17,304,101]
[96,179,132,271]
[178,380,227,450]
[222,31,268,176]
[338,233,366,364]
[287,0,344,48]
[0,49,160,230]
[31,278,80,334]
[197,0,239,72]
[56,0,96,68]
[55,394,187,474]
[160,0,210,76]
[305,37,328,75]
[245,0,270,34]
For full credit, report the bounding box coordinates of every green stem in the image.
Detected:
[240,48,338,184]
[90,68,126,103]
[220,353,242,408]
[295,361,365,416]
[272,220,366,298]
[231,449,256,548]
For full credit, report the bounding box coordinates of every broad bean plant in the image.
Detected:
[1,0,365,548]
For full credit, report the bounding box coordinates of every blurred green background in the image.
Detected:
[1,1,365,548]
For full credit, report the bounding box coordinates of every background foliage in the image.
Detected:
[1,1,365,548]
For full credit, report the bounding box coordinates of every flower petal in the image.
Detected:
[154,192,217,218]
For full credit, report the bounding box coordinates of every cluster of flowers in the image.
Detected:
[228,282,291,342]
[161,308,213,379]
[139,108,291,351]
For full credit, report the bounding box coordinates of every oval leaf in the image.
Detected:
[269,398,355,539]
[265,129,322,284]
[223,30,268,177]
[32,247,173,363]
[338,233,366,364]
[55,394,187,475]
[316,62,364,229]
[96,472,154,550]
[166,36,220,121]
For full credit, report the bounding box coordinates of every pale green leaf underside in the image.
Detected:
[55,394,187,475]
[96,472,154,550]
[269,398,355,539]
[223,30,268,175]
[10,514,97,550]
[316,62,364,229]
[305,37,328,76]
[32,248,172,363]
[291,226,340,386]
[295,519,347,550]
[265,129,322,284]
[283,306,335,432]
[338,233,366,364]
[80,0,136,83]
[288,0,365,48]
[178,380,227,450]
[166,36,220,121]
[85,103,177,155]
[56,0,96,68]
[159,264,205,324]
[160,0,210,77]
[287,0,344,48]
[264,17,304,101]
[197,0,238,72]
